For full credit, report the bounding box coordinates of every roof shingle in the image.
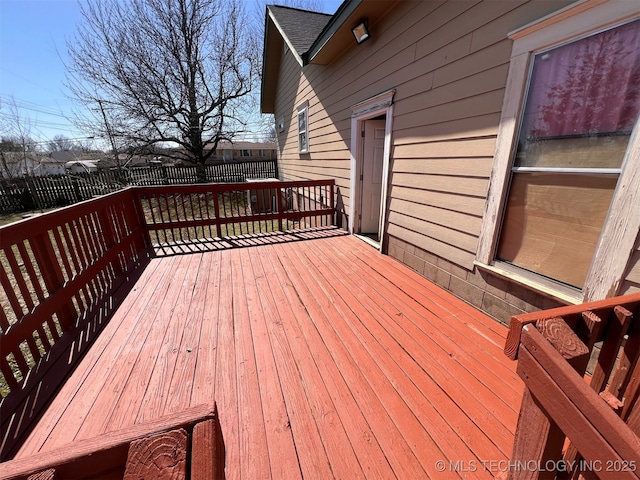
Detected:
[268,5,332,57]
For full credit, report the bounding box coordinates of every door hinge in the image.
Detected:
[359,174,363,181]
[361,130,365,138]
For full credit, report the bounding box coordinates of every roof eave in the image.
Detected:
[305,0,363,65]
[260,10,286,114]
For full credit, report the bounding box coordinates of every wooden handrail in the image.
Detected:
[504,292,640,360]
[0,403,221,480]
[506,293,640,479]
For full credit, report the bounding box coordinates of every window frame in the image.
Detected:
[297,103,309,154]
[240,149,251,157]
[476,0,640,303]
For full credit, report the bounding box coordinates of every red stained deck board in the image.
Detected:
[260,248,372,479]
[248,244,394,480]
[270,244,436,479]
[239,248,302,480]
[230,250,270,479]
[279,240,503,477]
[134,253,205,425]
[162,251,215,416]
[75,254,199,440]
[13,233,523,479]
[213,253,240,480]
[291,239,501,475]
[312,239,519,455]
[255,246,335,479]
[15,258,171,455]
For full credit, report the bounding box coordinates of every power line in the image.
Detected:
[0,94,76,119]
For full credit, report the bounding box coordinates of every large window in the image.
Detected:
[497,19,640,289]
[477,2,640,302]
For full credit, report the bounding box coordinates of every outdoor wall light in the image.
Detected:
[352,19,370,44]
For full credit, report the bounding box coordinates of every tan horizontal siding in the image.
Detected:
[392,173,489,198]
[394,138,496,159]
[394,114,501,144]
[389,198,482,236]
[272,0,573,271]
[393,89,505,132]
[392,157,493,178]
[389,185,486,217]
[387,222,476,269]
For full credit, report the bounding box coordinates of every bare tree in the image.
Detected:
[67,0,260,180]
[0,98,39,178]
[47,134,79,152]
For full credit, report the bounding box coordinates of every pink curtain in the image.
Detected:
[522,18,640,139]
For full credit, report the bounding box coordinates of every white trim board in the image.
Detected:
[349,89,395,252]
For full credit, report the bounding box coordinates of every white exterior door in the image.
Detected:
[359,119,386,234]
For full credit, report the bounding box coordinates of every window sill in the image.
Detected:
[473,260,583,306]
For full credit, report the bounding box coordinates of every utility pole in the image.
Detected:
[97,99,120,169]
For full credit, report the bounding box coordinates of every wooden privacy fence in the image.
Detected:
[0,160,278,213]
[0,179,334,460]
[504,292,640,480]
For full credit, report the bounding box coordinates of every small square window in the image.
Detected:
[240,149,251,157]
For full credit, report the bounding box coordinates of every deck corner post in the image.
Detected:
[130,188,154,252]
[507,380,565,480]
[508,320,591,480]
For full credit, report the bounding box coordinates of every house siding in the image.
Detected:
[272,0,606,324]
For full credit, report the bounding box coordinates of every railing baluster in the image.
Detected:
[2,248,31,314]
[0,354,19,391]
[17,241,45,303]
[0,305,11,332]
[30,232,75,332]
[212,190,222,238]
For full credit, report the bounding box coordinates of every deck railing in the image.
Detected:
[134,180,335,252]
[504,292,640,480]
[0,179,335,460]
[0,189,151,460]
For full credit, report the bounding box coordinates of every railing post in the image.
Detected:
[276,186,284,232]
[330,181,335,226]
[130,189,153,251]
[507,319,590,480]
[212,187,223,238]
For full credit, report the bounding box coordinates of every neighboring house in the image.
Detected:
[261,0,640,324]
[0,154,38,178]
[213,141,277,163]
[1,152,67,177]
[39,151,78,176]
[65,160,99,174]
[170,141,277,164]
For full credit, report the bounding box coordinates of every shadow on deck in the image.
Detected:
[3,232,522,479]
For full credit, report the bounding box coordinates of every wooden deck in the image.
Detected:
[12,232,523,479]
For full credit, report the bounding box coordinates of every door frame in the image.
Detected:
[349,89,395,251]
